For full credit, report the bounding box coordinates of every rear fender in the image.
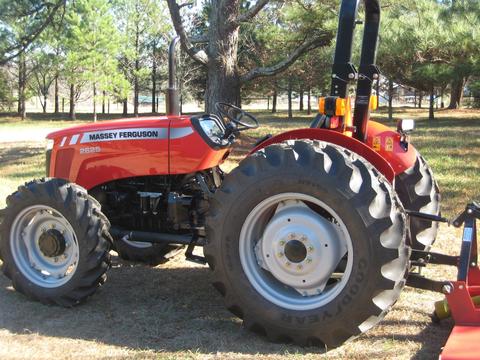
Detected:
[249,128,409,184]
[365,121,417,175]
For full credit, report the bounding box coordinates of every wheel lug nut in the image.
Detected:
[289,233,296,240]
[41,228,46,233]
[297,264,303,270]
[51,224,56,229]
[285,262,291,267]
[306,258,312,263]
[280,240,286,246]
[308,246,314,252]
[278,252,284,258]
[54,257,59,263]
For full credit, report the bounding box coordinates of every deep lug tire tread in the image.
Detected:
[204,140,409,348]
[0,178,111,307]
[395,151,441,250]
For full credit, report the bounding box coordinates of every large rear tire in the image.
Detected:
[395,151,441,250]
[205,141,409,348]
[0,179,111,306]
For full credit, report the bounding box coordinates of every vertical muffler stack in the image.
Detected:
[166,36,181,116]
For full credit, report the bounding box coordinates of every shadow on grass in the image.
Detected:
[0,257,324,356]
[0,256,453,358]
[0,146,43,165]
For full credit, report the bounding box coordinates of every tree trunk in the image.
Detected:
[134,72,139,116]
[17,53,26,120]
[123,99,128,116]
[272,86,277,114]
[414,89,417,108]
[102,91,106,114]
[307,87,312,115]
[152,40,157,113]
[448,77,466,109]
[288,79,293,121]
[418,92,423,108]
[441,87,445,108]
[134,26,140,117]
[429,87,435,121]
[93,84,97,122]
[204,0,241,113]
[62,97,65,113]
[299,87,304,111]
[69,84,76,120]
[43,94,47,113]
[388,78,394,121]
[54,75,59,113]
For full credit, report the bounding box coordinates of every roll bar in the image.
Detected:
[166,36,181,116]
[330,0,381,142]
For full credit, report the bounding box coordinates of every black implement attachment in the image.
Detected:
[406,202,480,293]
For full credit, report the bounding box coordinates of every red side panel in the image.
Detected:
[48,117,178,190]
[366,121,417,175]
[47,116,230,189]
[249,128,396,183]
[169,118,230,174]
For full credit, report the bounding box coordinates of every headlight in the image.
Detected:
[397,119,415,134]
[45,139,55,151]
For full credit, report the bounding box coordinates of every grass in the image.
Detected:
[0,108,479,359]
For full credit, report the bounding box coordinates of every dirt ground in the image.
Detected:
[0,226,460,360]
[0,109,478,359]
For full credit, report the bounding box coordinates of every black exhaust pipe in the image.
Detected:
[110,227,194,245]
[166,36,181,116]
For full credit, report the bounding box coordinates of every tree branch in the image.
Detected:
[166,0,209,65]
[234,0,270,25]
[240,32,333,83]
[0,0,66,65]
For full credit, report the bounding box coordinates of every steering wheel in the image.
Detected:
[215,102,259,131]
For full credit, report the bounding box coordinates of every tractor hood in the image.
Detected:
[46,116,190,142]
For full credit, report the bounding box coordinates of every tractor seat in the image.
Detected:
[310,113,328,129]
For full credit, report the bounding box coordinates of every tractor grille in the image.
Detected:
[54,149,74,179]
[45,149,52,177]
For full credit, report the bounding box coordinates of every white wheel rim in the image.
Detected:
[239,193,353,311]
[10,205,80,288]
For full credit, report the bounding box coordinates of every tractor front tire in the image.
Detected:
[0,179,111,306]
[205,141,409,348]
[395,151,441,250]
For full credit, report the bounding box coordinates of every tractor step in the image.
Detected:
[184,241,207,265]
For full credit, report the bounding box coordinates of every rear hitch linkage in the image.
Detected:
[406,202,479,293]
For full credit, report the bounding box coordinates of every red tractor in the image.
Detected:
[0,0,444,349]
